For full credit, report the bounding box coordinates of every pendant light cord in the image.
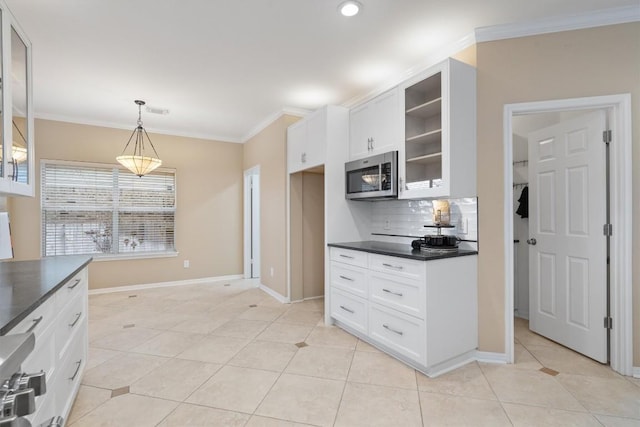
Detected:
[119,101,161,158]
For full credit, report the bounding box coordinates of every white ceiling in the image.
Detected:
[5,0,638,143]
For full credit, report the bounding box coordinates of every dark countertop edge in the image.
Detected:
[328,242,478,261]
[0,256,93,336]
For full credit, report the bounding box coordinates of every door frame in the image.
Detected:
[503,94,632,375]
[244,165,260,279]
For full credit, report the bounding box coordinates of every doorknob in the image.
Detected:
[527,238,537,245]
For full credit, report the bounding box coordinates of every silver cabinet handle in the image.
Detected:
[382,263,403,270]
[382,288,403,297]
[340,305,355,314]
[339,275,354,282]
[339,254,354,259]
[26,316,43,333]
[383,324,404,336]
[68,360,82,381]
[68,278,81,289]
[69,312,82,328]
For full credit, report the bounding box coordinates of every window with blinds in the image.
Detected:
[41,161,176,258]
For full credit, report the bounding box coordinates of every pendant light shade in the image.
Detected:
[117,100,162,177]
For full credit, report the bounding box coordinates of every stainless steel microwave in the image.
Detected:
[345,151,398,200]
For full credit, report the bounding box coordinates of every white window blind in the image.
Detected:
[41,161,176,258]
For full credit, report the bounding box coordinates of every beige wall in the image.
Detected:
[452,44,477,67]
[8,119,244,289]
[243,114,300,298]
[302,172,325,299]
[475,23,640,363]
[289,172,304,301]
[289,171,325,301]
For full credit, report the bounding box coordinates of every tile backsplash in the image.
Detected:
[370,198,478,249]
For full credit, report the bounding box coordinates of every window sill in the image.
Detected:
[92,251,179,262]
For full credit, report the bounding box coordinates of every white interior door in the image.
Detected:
[251,174,260,278]
[528,110,607,363]
[244,167,260,279]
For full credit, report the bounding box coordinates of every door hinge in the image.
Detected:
[603,223,612,236]
[603,130,612,144]
[604,316,613,329]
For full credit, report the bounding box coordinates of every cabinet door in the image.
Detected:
[349,102,372,160]
[304,108,326,169]
[287,121,307,174]
[370,88,399,155]
[399,58,476,199]
[0,8,34,197]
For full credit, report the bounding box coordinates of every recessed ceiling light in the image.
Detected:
[339,1,361,17]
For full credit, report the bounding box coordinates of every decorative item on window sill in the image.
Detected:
[116,99,162,177]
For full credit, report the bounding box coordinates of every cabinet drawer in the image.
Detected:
[24,384,56,427]
[369,302,425,365]
[22,320,57,386]
[55,292,86,359]
[330,247,367,268]
[55,268,88,312]
[8,296,55,340]
[369,254,425,281]
[330,288,367,335]
[55,320,87,420]
[330,262,367,298]
[369,272,425,319]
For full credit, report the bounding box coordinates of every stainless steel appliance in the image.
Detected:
[345,151,397,200]
[0,333,58,427]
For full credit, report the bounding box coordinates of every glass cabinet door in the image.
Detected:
[10,25,28,185]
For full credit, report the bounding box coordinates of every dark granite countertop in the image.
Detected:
[0,256,93,335]
[328,241,478,261]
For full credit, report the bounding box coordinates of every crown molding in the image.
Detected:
[475,5,640,43]
[240,106,310,143]
[34,112,244,143]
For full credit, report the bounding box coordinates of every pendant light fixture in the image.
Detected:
[116,100,162,177]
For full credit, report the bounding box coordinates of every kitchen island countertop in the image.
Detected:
[328,240,477,261]
[0,256,92,335]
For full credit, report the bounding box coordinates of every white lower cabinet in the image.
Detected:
[330,287,368,335]
[9,266,89,426]
[329,247,477,377]
[369,302,426,365]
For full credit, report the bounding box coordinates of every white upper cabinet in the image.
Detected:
[349,87,399,160]
[0,2,34,197]
[287,105,348,174]
[398,58,476,199]
[287,119,308,173]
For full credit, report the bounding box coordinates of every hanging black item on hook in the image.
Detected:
[516,185,528,218]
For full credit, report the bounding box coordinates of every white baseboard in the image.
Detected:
[475,351,508,364]
[633,366,640,379]
[88,274,244,295]
[259,283,290,304]
[290,295,325,303]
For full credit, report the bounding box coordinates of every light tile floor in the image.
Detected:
[69,280,640,426]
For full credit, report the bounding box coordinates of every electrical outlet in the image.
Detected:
[183,260,190,268]
[270,267,274,277]
[384,219,391,230]
[460,219,468,234]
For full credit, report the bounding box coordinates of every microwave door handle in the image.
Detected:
[378,164,382,190]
